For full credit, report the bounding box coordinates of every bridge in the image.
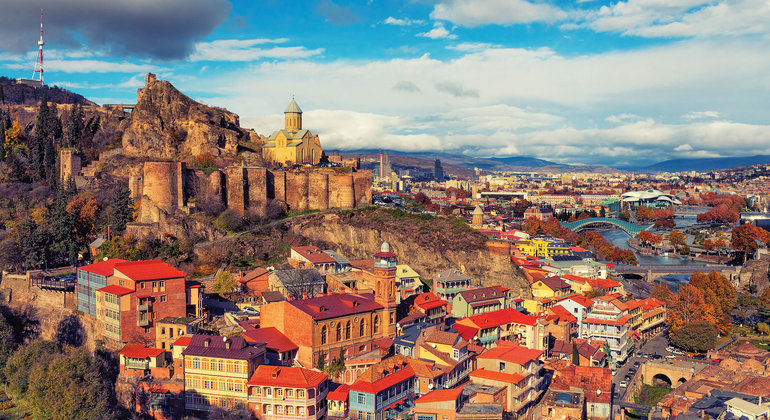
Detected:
[641,361,702,388]
[611,264,740,282]
[561,217,654,236]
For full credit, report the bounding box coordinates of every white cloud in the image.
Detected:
[447,42,500,52]
[674,144,693,151]
[191,37,770,166]
[581,0,770,38]
[431,0,568,27]
[418,24,458,39]
[189,38,323,61]
[383,16,424,26]
[682,110,720,120]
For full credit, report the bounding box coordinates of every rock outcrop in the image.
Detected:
[287,210,531,296]
[120,73,255,160]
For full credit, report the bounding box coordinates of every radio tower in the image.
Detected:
[32,9,44,85]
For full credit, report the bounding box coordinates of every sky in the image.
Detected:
[0,0,769,167]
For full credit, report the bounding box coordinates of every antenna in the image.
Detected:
[32,9,44,85]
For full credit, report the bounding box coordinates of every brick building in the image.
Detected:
[260,246,398,368]
[246,365,329,419]
[93,260,201,348]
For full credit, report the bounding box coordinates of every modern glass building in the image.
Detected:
[76,259,127,316]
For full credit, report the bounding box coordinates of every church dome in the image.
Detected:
[285,98,303,113]
[380,241,391,253]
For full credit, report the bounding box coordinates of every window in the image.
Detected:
[345,321,351,340]
[287,406,295,415]
[265,388,272,397]
[297,389,305,398]
[160,280,165,287]
[276,388,283,397]
[152,281,157,288]
[140,282,145,289]
[321,325,327,345]
[360,319,365,337]
[192,358,201,369]
[219,360,224,371]
[161,327,166,335]
[373,315,380,334]
[160,295,167,303]
[336,323,342,341]
[357,394,366,404]
[287,389,294,398]
[390,312,394,324]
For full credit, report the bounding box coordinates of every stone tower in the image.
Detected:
[372,241,398,336]
[284,98,302,133]
[472,205,484,226]
[59,149,81,185]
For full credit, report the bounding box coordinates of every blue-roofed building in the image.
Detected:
[76,259,127,316]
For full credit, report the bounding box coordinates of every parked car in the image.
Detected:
[712,358,723,363]
[612,370,617,376]
[693,354,706,360]
[242,306,260,316]
[633,361,641,367]
[666,354,676,360]
[635,351,643,357]
[652,354,663,360]
[628,368,637,375]
[619,381,628,388]
[625,375,632,382]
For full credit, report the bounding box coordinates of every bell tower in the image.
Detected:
[372,242,397,336]
[284,98,303,133]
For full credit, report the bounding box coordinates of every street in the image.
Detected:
[612,334,670,402]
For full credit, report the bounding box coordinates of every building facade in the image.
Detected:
[246,365,329,419]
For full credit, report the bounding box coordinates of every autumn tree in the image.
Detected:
[212,270,238,295]
[690,271,736,334]
[668,230,686,250]
[731,223,770,261]
[524,217,542,236]
[67,193,99,245]
[667,284,716,332]
[670,323,718,352]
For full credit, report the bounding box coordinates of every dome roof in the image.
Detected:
[285,98,303,114]
[380,241,391,253]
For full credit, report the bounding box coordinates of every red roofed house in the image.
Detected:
[77,258,127,317]
[290,245,337,274]
[94,260,201,349]
[580,296,632,365]
[412,292,449,325]
[246,365,329,419]
[544,304,578,343]
[348,355,416,420]
[472,341,547,417]
[241,324,298,366]
[542,364,612,420]
[117,344,184,419]
[260,247,398,369]
[327,384,350,419]
[451,285,509,318]
[453,308,547,351]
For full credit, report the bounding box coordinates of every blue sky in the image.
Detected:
[1,0,769,167]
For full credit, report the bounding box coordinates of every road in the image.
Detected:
[612,334,670,408]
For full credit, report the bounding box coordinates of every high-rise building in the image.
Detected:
[433,159,444,181]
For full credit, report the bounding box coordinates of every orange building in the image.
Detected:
[246,365,329,419]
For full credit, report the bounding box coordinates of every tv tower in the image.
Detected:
[32,9,44,85]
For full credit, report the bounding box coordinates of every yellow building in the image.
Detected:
[182,335,266,415]
[262,99,324,166]
[518,238,572,258]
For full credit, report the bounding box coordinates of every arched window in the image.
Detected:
[336,323,341,342]
[321,325,327,345]
[345,321,351,340]
[374,315,380,334]
[389,281,393,296]
[377,281,382,296]
[359,319,365,337]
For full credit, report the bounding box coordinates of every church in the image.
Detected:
[262,99,324,166]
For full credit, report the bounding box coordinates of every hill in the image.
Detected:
[636,155,770,173]
[0,76,94,105]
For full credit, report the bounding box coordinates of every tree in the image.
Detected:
[111,182,134,233]
[651,282,672,303]
[667,284,716,332]
[618,211,630,222]
[669,323,718,352]
[55,315,86,348]
[65,103,84,149]
[212,270,238,295]
[679,245,690,255]
[757,322,770,335]
[31,94,50,181]
[668,230,686,250]
[690,271,736,335]
[731,223,770,261]
[4,339,60,399]
[66,193,99,245]
[572,341,580,366]
[316,352,325,370]
[0,109,5,160]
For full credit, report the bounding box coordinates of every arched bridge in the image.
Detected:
[641,361,701,389]
[611,264,740,282]
[561,218,654,236]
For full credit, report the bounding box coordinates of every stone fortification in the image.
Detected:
[120,73,258,160]
[132,161,372,227]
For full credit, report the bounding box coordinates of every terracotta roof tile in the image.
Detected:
[414,388,463,404]
[119,344,165,359]
[114,260,185,281]
[78,258,128,276]
[248,365,327,388]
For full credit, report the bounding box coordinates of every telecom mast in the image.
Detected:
[32,9,44,85]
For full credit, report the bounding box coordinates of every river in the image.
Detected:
[597,216,706,287]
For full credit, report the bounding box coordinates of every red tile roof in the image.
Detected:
[469,368,525,384]
[458,286,507,303]
[539,276,571,291]
[327,384,350,401]
[114,260,185,281]
[242,326,298,352]
[292,246,336,264]
[78,258,128,276]
[350,364,415,394]
[290,293,383,321]
[463,307,538,329]
[583,315,630,326]
[547,305,578,323]
[119,344,165,359]
[477,342,543,366]
[172,336,192,347]
[247,365,328,388]
[414,388,463,404]
[97,284,134,296]
[414,292,447,311]
[240,267,269,283]
[558,294,594,308]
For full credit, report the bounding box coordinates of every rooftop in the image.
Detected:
[182,334,264,361]
[78,258,128,276]
[114,260,185,281]
[290,293,383,321]
[247,365,327,389]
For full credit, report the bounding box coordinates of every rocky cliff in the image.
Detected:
[286,209,531,296]
[120,73,260,160]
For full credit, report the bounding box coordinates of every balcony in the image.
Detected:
[138,304,150,312]
[137,319,150,327]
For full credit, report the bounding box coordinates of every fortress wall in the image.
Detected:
[332,174,355,209]
[308,173,329,210]
[267,169,286,202]
[59,149,82,184]
[142,162,184,213]
[129,175,143,202]
[286,172,309,211]
[352,171,373,207]
[224,166,247,213]
[207,170,225,208]
[245,168,268,208]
